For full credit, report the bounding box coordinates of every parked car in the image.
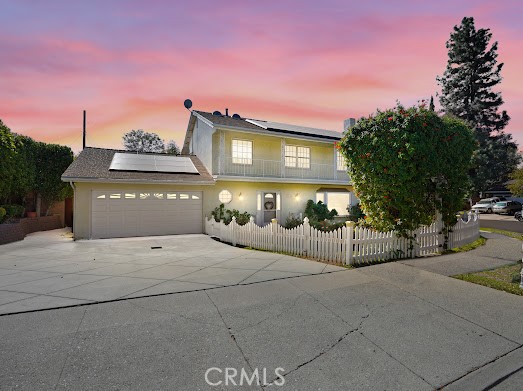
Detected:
[471,198,502,213]
[492,201,522,215]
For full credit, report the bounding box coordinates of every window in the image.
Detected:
[337,151,347,171]
[96,194,106,199]
[140,193,151,199]
[218,190,232,204]
[124,193,136,199]
[316,190,351,216]
[285,145,310,168]
[167,193,177,199]
[109,193,121,199]
[232,139,252,165]
[191,194,200,200]
[153,193,164,199]
[179,193,189,199]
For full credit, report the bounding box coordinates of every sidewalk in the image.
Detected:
[399,231,521,276]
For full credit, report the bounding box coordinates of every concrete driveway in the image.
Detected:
[1,230,522,389]
[0,229,344,314]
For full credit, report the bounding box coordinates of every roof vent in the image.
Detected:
[232,113,241,119]
[212,111,222,116]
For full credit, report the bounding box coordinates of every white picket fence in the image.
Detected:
[204,212,480,266]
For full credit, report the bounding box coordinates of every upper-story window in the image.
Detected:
[285,145,310,169]
[232,139,252,165]
[337,151,347,171]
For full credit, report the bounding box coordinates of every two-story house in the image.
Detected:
[62,109,356,239]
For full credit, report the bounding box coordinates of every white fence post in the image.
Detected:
[303,217,310,257]
[248,216,254,248]
[231,216,237,246]
[345,221,354,265]
[271,218,277,251]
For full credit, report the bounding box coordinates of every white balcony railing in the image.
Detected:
[215,157,349,182]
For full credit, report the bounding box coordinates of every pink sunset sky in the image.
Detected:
[1,0,522,152]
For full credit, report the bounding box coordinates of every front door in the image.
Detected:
[256,191,281,225]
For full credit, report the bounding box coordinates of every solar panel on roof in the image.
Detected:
[245,119,341,139]
[109,153,199,174]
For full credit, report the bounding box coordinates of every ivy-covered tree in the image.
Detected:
[123,129,165,153]
[437,17,519,194]
[339,103,475,245]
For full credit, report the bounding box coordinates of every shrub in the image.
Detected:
[211,204,251,226]
[284,214,302,229]
[348,203,365,222]
[0,207,5,222]
[304,200,337,222]
[311,220,345,232]
[1,204,25,218]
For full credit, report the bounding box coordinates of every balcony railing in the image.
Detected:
[215,157,350,182]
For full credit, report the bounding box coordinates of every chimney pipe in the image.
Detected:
[343,118,356,132]
[82,110,86,149]
[225,108,229,117]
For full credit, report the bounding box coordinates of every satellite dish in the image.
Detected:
[232,113,241,119]
[212,111,222,116]
[183,99,193,109]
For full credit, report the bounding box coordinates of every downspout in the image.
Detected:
[69,181,76,239]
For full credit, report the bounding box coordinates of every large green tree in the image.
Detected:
[123,129,165,153]
[33,142,74,214]
[508,168,523,197]
[0,120,16,202]
[339,104,475,245]
[437,16,519,194]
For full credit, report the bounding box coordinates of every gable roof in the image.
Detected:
[62,148,214,185]
[192,111,342,140]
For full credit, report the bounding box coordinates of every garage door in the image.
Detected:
[91,190,203,239]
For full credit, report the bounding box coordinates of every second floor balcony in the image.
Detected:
[214,157,350,183]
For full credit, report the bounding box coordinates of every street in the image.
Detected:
[479,212,523,233]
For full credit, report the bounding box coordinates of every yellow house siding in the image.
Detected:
[219,129,336,165]
[72,180,352,239]
[208,180,353,222]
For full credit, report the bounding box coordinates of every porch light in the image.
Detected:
[239,192,244,201]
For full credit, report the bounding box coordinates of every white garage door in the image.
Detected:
[91,190,203,239]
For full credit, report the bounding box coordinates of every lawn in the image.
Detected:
[454,263,523,296]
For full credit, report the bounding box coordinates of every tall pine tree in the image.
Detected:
[438,17,519,195]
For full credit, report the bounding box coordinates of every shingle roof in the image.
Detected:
[62,148,214,184]
[193,111,342,140]
[194,111,263,131]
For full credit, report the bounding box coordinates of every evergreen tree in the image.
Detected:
[437,17,519,194]
[429,96,435,111]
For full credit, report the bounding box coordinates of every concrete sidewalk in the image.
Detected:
[399,231,521,276]
[1,258,522,390]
